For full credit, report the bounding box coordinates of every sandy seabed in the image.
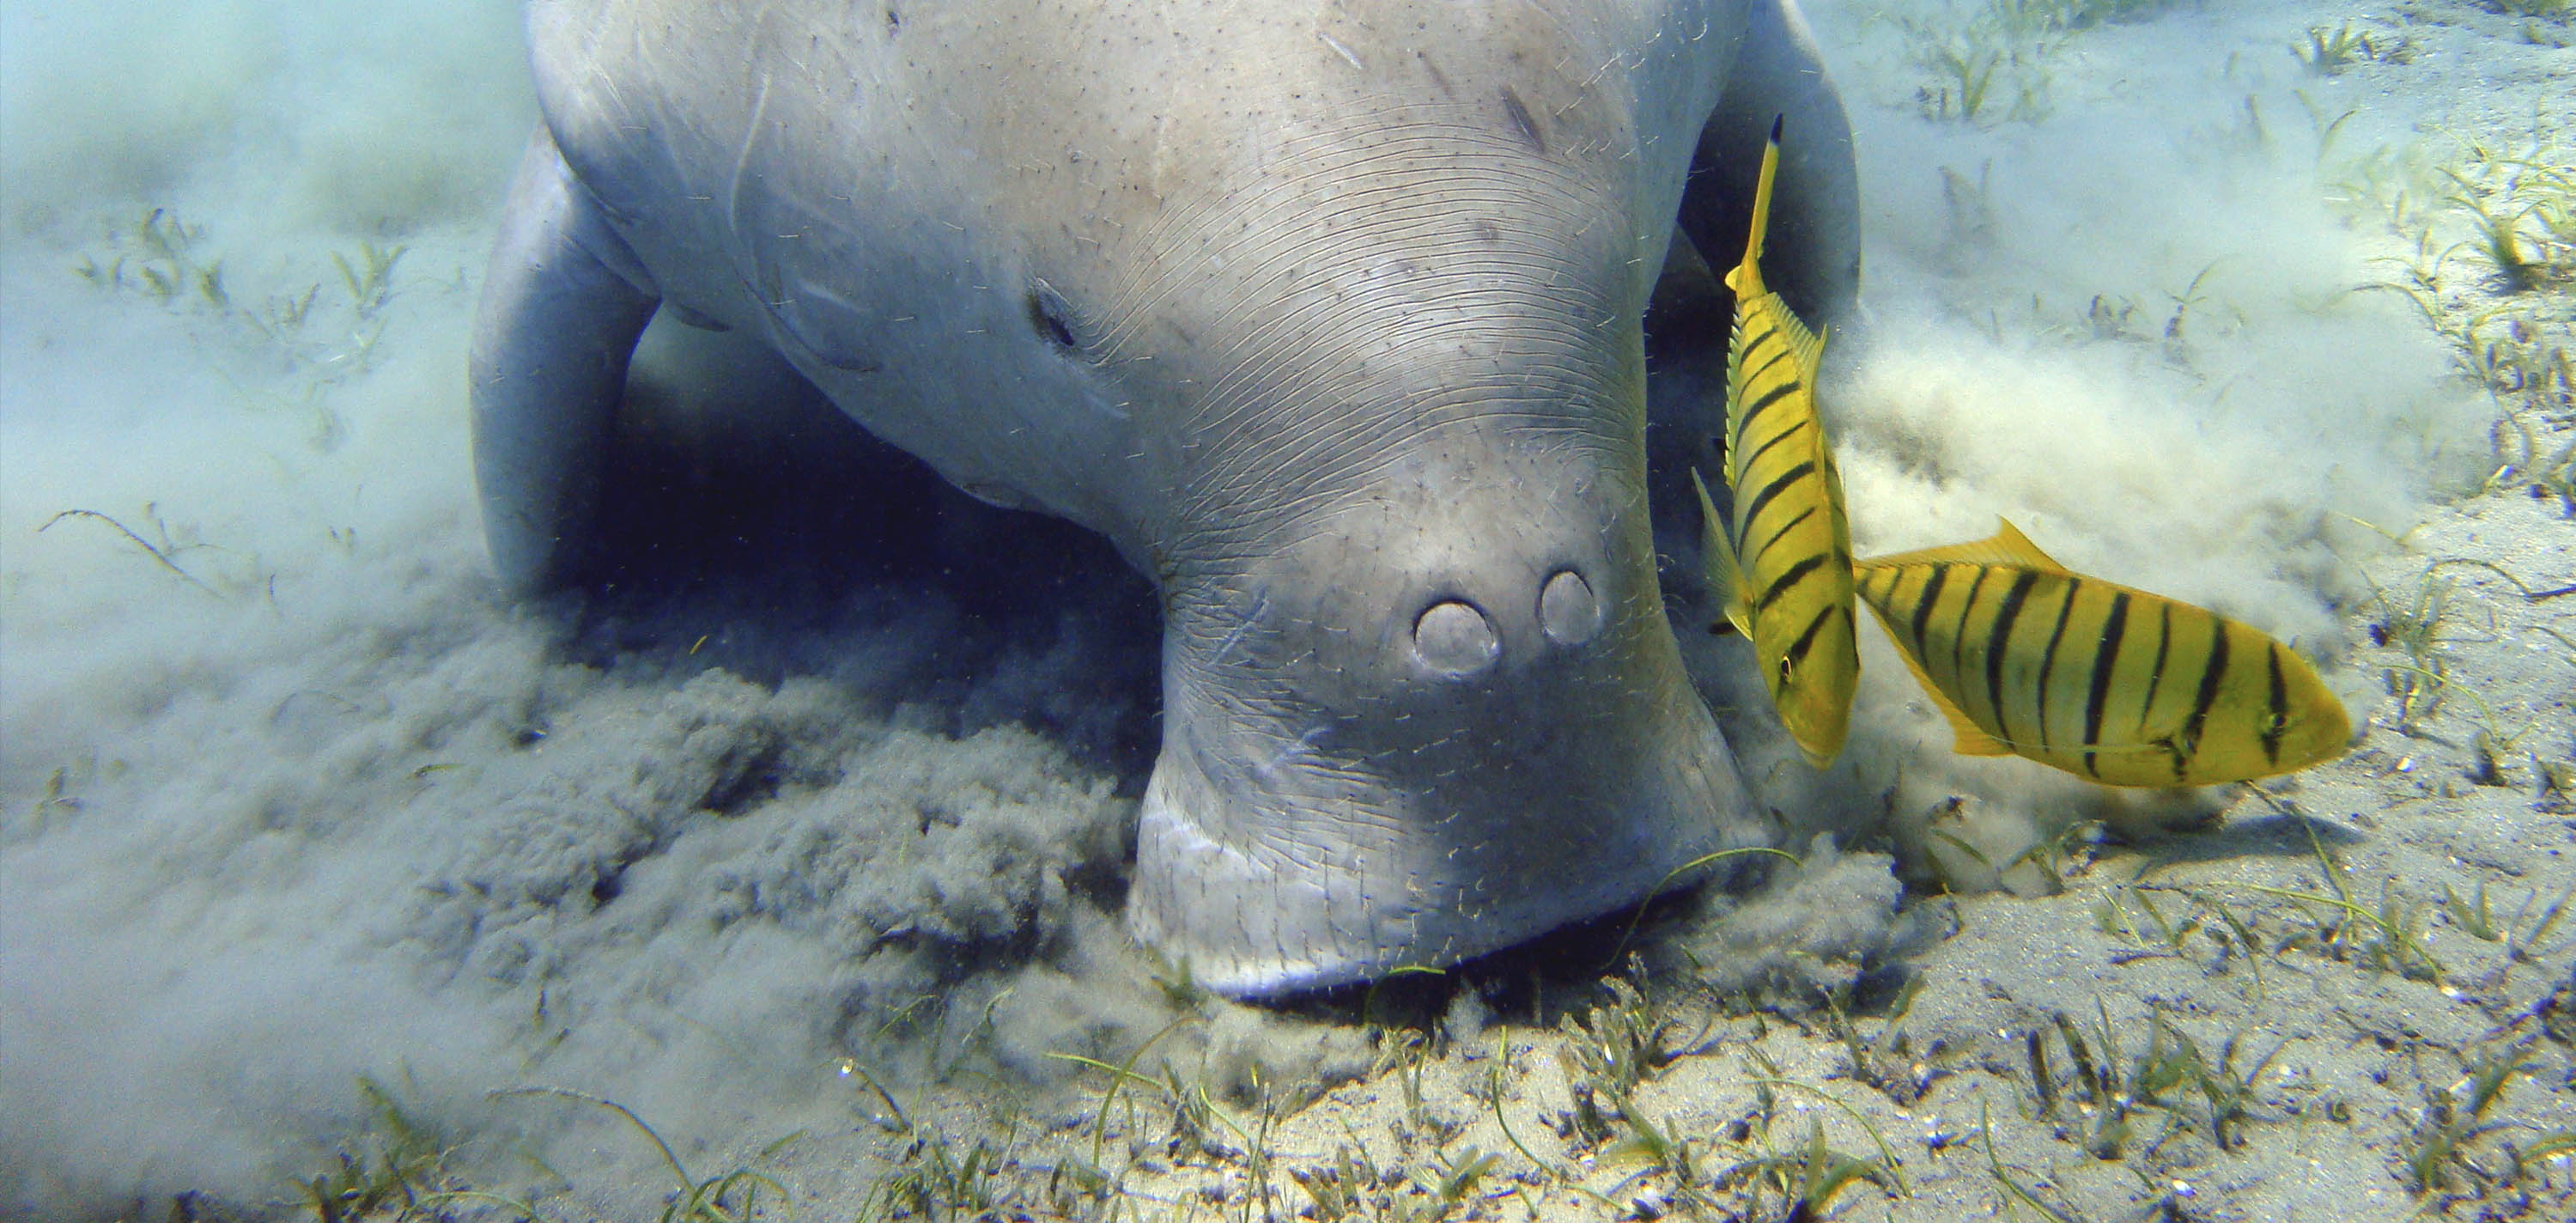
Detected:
[1,2,2570,1220]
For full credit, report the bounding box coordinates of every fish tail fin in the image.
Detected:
[1725,115,1784,298]
[1692,468,1753,636]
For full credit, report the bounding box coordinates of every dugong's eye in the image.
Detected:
[1028,278,1081,352]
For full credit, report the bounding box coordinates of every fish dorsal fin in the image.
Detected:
[1691,468,1753,636]
[1857,606,2014,756]
[1777,302,1827,381]
[1857,517,2069,574]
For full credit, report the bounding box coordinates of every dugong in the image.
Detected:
[473,0,1860,997]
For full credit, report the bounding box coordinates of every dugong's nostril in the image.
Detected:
[1414,599,1500,676]
[1539,569,1601,646]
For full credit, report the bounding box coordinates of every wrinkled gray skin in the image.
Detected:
[475,0,1859,997]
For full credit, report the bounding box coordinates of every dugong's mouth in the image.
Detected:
[1123,563,1760,998]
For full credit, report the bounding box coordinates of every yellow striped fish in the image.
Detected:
[1692,115,1859,770]
[1852,520,2352,786]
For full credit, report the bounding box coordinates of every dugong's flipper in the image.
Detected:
[1681,0,1862,326]
[471,127,661,593]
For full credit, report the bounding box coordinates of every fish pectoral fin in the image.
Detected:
[1856,517,2071,575]
[1860,604,2015,756]
[1928,685,2014,756]
[1691,465,1724,526]
[1692,468,1754,636]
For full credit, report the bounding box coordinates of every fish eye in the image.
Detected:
[1777,655,1795,685]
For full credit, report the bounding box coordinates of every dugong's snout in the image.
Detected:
[1127,438,1762,998]
[472,0,1862,1009]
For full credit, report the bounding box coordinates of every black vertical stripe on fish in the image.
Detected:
[1867,568,1912,631]
[1853,571,1887,632]
[1736,421,1809,489]
[2139,600,2172,734]
[1755,553,1828,613]
[1748,503,1817,566]
[2081,591,2131,777]
[2028,579,2079,751]
[2178,620,2231,781]
[2262,642,2288,765]
[1909,563,1951,659]
[1780,602,1841,673]
[1735,459,1815,537]
[1728,332,1785,397]
[1736,343,1794,388]
[1982,569,2041,737]
[1946,566,1990,697]
[1732,380,1804,445]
